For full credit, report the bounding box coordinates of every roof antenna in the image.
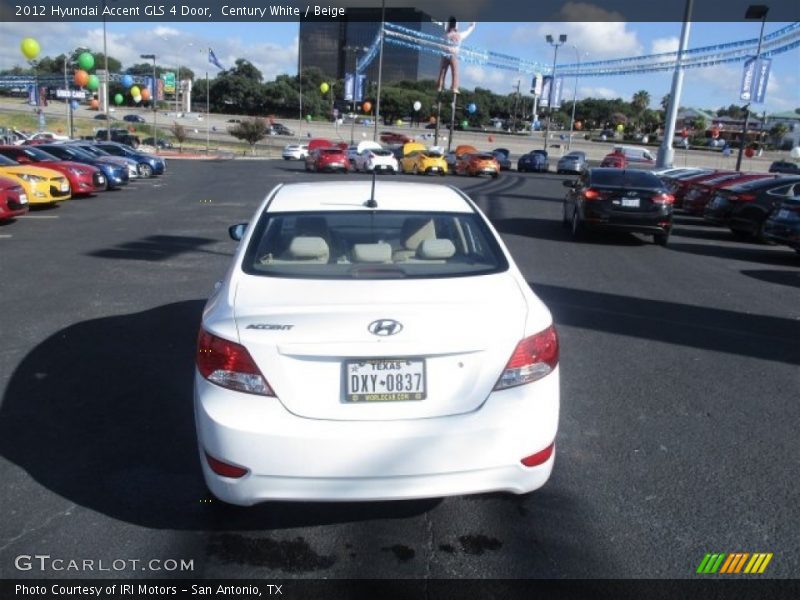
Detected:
[365,169,378,208]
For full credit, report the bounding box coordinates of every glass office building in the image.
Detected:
[299,9,441,86]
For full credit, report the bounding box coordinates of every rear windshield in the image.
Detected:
[372,150,393,157]
[591,170,662,188]
[563,152,585,159]
[242,210,509,279]
[321,148,343,155]
[473,154,495,160]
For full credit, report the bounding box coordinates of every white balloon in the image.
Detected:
[413,101,422,111]
[133,95,142,103]
[790,146,800,159]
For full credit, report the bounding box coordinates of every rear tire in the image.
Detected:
[570,209,584,240]
[654,231,670,246]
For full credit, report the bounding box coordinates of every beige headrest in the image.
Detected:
[352,243,392,263]
[417,239,455,259]
[288,236,329,259]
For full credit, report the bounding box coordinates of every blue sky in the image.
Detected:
[1,20,797,114]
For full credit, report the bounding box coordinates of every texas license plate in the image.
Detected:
[776,209,791,220]
[621,198,640,207]
[345,358,426,402]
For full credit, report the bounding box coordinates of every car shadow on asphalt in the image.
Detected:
[740,269,800,289]
[494,217,647,246]
[0,300,439,530]
[665,241,799,266]
[530,283,800,366]
[87,234,231,262]
[669,226,737,242]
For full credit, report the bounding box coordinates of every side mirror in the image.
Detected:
[228,223,247,241]
[562,180,575,188]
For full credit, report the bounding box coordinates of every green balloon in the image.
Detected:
[113,93,124,105]
[461,120,469,128]
[86,74,100,91]
[306,115,312,122]
[77,52,95,70]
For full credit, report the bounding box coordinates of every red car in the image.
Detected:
[0,145,106,196]
[668,170,733,207]
[305,147,351,173]
[682,172,776,215]
[455,153,500,178]
[600,152,628,168]
[0,175,29,222]
[379,131,413,145]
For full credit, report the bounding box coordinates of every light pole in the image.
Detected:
[735,4,769,172]
[543,34,567,151]
[372,0,386,142]
[567,46,587,151]
[344,45,368,145]
[140,54,158,155]
[62,47,85,139]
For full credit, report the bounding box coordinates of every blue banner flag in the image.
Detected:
[355,74,366,103]
[208,49,225,71]
[344,73,354,102]
[751,58,771,104]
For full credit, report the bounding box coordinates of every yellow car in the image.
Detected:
[0,156,71,205]
[400,142,448,176]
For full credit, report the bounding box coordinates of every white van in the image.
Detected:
[613,145,655,163]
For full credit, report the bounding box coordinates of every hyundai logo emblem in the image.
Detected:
[368,319,403,336]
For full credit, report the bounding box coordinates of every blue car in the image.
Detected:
[35,144,129,190]
[518,150,550,173]
[93,142,165,178]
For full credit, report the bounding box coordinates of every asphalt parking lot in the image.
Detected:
[1,159,798,580]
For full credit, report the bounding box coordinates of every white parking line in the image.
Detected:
[17,215,60,219]
[0,234,12,238]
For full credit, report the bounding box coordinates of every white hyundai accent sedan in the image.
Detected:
[195,181,559,505]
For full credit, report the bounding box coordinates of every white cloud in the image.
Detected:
[578,85,622,100]
[460,64,513,93]
[511,22,642,62]
[153,26,180,38]
[651,37,680,55]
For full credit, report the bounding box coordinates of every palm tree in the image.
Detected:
[632,90,651,129]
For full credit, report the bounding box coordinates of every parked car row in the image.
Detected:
[0,141,165,224]
[658,168,800,253]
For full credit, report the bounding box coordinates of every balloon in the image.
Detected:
[467,103,477,114]
[121,74,134,88]
[141,88,151,101]
[790,146,800,159]
[306,114,312,122]
[488,135,494,143]
[362,101,372,113]
[575,121,582,130]
[745,147,755,158]
[86,74,100,91]
[130,86,141,97]
[77,52,94,70]
[20,38,40,60]
[396,119,403,126]
[113,93,123,105]
[616,124,624,132]
[461,120,468,129]
[320,82,329,94]
[413,101,422,111]
[128,126,136,132]
[429,116,436,124]
[133,95,142,104]
[89,99,99,110]
[70,100,79,110]
[74,70,89,87]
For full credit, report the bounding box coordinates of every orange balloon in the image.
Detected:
[74,70,89,87]
[362,101,372,113]
[429,116,436,124]
[575,121,583,130]
[141,88,151,101]
[488,135,494,143]
[90,99,99,110]
[128,126,136,132]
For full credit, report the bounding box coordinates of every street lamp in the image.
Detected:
[344,45,368,145]
[62,47,86,139]
[372,0,386,142]
[140,54,158,155]
[567,46,588,151]
[735,4,769,172]
[543,34,567,151]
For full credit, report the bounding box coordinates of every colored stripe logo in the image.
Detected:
[696,553,773,574]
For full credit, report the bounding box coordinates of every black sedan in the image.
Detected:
[763,192,800,253]
[562,168,674,245]
[768,161,800,175]
[518,150,549,173]
[123,114,147,123]
[705,176,800,240]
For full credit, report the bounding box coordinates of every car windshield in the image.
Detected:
[20,147,58,161]
[321,149,343,155]
[42,145,94,161]
[372,150,393,157]
[532,150,547,156]
[564,152,585,159]
[77,145,110,157]
[591,170,662,188]
[474,154,495,160]
[0,154,17,166]
[242,210,508,280]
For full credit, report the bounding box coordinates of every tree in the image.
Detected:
[769,122,788,144]
[692,116,707,132]
[170,122,188,152]
[717,104,745,120]
[632,90,651,127]
[660,93,671,112]
[228,118,268,154]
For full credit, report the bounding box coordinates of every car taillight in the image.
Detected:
[205,452,249,478]
[583,188,602,200]
[652,193,674,205]
[734,193,756,202]
[494,325,559,390]
[196,329,274,396]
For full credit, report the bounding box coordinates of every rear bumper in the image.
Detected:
[194,367,559,505]
[763,222,800,249]
[582,208,672,234]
